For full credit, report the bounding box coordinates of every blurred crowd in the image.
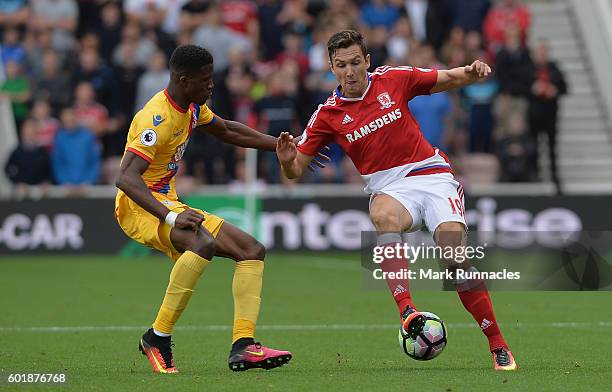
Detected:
[1,0,567,197]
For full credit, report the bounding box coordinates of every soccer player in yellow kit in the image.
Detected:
[115,45,326,373]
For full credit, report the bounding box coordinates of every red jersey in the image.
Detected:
[220,0,257,36]
[297,65,453,193]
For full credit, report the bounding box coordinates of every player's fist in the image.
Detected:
[276,132,297,165]
[464,60,492,79]
[175,209,205,230]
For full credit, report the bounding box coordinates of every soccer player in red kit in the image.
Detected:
[276,30,517,371]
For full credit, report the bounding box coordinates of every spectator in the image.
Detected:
[308,25,331,73]
[408,46,452,148]
[123,0,167,26]
[464,30,488,63]
[220,0,259,50]
[5,118,51,197]
[447,0,491,34]
[139,5,177,59]
[360,0,400,31]
[222,60,256,126]
[108,43,145,158]
[254,69,299,183]
[257,0,285,60]
[410,90,452,149]
[276,0,313,35]
[527,40,567,191]
[367,26,390,69]
[72,81,109,138]
[96,1,123,64]
[161,0,190,36]
[192,3,251,73]
[32,49,71,114]
[318,0,359,30]
[494,25,533,126]
[440,26,468,68]
[422,0,453,51]
[497,111,537,182]
[78,32,100,53]
[1,27,25,66]
[495,28,532,87]
[179,0,212,34]
[483,0,531,54]
[0,0,29,30]
[52,107,101,189]
[113,42,145,117]
[75,0,102,37]
[403,0,428,43]
[112,23,158,69]
[24,27,64,79]
[276,29,309,77]
[135,50,170,112]
[29,0,78,52]
[73,48,119,115]
[386,16,417,63]
[0,60,30,130]
[461,65,499,153]
[30,99,60,150]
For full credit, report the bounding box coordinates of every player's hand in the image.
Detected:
[276,132,298,165]
[175,209,205,231]
[290,133,331,172]
[464,60,492,80]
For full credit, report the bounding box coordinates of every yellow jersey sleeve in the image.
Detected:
[125,112,171,163]
[197,103,216,126]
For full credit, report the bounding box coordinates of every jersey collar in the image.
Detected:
[164,89,188,113]
[335,74,372,101]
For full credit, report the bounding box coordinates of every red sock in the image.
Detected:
[380,257,414,314]
[456,282,508,352]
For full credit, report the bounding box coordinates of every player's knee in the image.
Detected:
[188,229,216,259]
[370,208,401,232]
[435,222,466,248]
[240,239,266,261]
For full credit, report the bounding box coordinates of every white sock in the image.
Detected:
[153,328,171,337]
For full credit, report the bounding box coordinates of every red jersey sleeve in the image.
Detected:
[373,66,438,100]
[297,105,333,156]
[403,67,439,99]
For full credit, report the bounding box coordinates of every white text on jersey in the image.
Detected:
[345,108,402,143]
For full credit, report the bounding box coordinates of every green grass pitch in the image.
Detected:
[1,252,611,391]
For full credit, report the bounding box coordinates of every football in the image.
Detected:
[398,311,447,360]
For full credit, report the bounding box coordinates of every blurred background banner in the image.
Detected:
[1,195,610,254]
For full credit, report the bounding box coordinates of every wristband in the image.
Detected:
[165,211,179,227]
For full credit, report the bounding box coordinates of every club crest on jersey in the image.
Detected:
[377,92,395,109]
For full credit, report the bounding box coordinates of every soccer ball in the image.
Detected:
[398,311,447,360]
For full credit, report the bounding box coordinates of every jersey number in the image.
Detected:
[448,197,464,217]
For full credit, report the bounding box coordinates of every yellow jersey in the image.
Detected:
[116,89,215,202]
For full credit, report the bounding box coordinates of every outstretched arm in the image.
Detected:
[197,116,278,151]
[199,116,330,170]
[430,60,492,94]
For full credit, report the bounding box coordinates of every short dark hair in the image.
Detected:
[327,30,368,61]
[169,44,213,75]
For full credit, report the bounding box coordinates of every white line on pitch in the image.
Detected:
[1,321,611,333]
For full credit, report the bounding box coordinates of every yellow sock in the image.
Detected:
[152,251,209,334]
[232,260,264,343]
